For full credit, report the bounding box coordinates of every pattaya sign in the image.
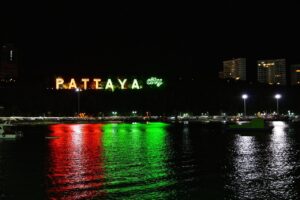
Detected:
[55,77,164,90]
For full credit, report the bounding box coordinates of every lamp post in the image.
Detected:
[242,94,248,117]
[75,88,81,114]
[274,94,281,114]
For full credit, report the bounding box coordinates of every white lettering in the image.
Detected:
[93,79,102,89]
[118,79,127,89]
[105,79,114,91]
[81,78,89,90]
[69,78,77,89]
[56,78,64,89]
[131,79,140,89]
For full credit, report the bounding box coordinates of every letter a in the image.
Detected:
[69,78,77,89]
[105,79,114,91]
[132,79,140,89]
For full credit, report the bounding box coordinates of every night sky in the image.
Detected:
[2,1,300,81]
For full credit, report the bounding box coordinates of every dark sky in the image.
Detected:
[1,1,300,80]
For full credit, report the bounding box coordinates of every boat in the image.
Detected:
[225,118,273,133]
[0,121,23,139]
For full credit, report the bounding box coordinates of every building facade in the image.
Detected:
[0,44,18,83]
[291,64,300,86]
[257,59,286,85]
[221,58,246,81]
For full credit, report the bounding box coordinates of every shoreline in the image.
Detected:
[1,116,299,126]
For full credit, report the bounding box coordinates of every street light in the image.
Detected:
[242,94,248,117]
[274,94,282,114]
[75,88,81,114]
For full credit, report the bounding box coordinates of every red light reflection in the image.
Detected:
[47,124,105,199]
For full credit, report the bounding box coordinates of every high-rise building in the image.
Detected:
[291,64,300,86]
[0,44,18,82]
[220,58,246,81]
[257,59,286,85]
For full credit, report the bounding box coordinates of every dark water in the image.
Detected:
[1,121,300,199]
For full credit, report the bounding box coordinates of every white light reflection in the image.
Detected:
[182,127,191,153]
[71,124,83,147]
[230,135,261,198]
[270,121,288,162]
[227,122,298,199]
[235,135,259,179]
[70,124,84,174]
[267,121,296,198]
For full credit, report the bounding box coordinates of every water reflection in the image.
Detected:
[182,127,192,153]
[267,121,298,199]
[46,122,175,199]
[230,135,262,199]
[228,121,299,199]
[102,122,176,199]
[40,121,300,199]
[47,124,105,199]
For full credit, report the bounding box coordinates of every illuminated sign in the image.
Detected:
[146,77,163,87]
[55,77,164,90]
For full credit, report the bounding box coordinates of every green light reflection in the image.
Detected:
[102,122,176,199]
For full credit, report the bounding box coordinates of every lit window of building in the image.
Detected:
[220,58,246,81]
[257,59,286,85]
[291,65,300,86]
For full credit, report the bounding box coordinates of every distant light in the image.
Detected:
[242,94,248,99]
[275,94,282,99]
[75,88,81,92]
[10,50,13,61]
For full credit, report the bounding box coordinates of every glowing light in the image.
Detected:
[275,94,282,99]
[132,110,137,115]
[105,79,114,91]
[296,70,300,73]
[54,77,162,90]
[242,94,248,99]
[146,77,163,87]
[81,78,89,90]
[131,79,140,89]
[93,78,102,89]
[258,62,275,68]
[56,78,64,89]
[69,78,77,89]
[118,79,127,89]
